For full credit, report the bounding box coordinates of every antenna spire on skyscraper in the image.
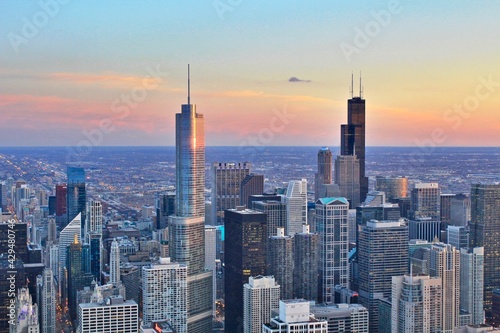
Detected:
[359,71,363,98]
[187,64,191,105]
[350,71,354,98]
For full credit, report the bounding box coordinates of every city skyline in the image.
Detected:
[1,2,499,147]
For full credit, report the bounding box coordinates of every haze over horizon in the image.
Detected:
[1,1,499,147]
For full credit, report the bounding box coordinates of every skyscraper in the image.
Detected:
[284,179,307,236]
[142,257,187,331]
[55,183,67,228]
[316,197,349,304]
[410,183,441,220]
[86,200,102,239]
[391,274,443,333]
[89,233,102,282]
[263,300,328,333]
[253,200,287,239]
[240,173,264,207]
[340,80,368,202]
[169,66,213,332]
[267,228,294,300]
[469,183,500,316]
[156,192,175,230]
[450,193,470,226]
[375,176,408,202]
[40,268,56,333]
[315,147,333,200]
[66,167,86,237]
[243,276,280,333]
[110,238,120,286]
[429,243,460,332]
[358,219,408,333]
[211,162,251,225]
[224,207,267,333]
[334,155,361,208]
[59,213,81,284]
[67,234,93,321]
[294,224,319,301]
[460,247,485,325]
[78,296,138,333]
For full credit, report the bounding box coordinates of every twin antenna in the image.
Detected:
[350,71,363,99]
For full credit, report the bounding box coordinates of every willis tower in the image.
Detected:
[340,74,368,203]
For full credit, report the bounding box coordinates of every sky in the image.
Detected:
[0,1,499,147]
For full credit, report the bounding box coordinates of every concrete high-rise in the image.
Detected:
[284,179,307,236]
[310,303,369,333]
[340,82,368,202]
[315,147,333,200]
[224,207,267,333]
[410,183,441,220]
[66,167,86,237]
[211,162,251,225]
[429,243,460,332]
[169,67,213,333]
[78,296,138,333]
[316,197,349,304]
[294,224,319,301]
[391,274,443,333]
[110,238,120,286]
[263,300,328,333]
[358,219,409,333]
[267,227,294,300]
[469,183,500,316]
[334,155,361,208]
[460,247,485,325]
[243,276,280,333]
[86,200,102,240]
[253,199,286,239]
[40,268,56,333]
[142,257,187,331]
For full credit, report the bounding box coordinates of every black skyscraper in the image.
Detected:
[340,77,368,202]
[224,207,267,333]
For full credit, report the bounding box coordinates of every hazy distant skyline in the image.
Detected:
[1,1,499,147]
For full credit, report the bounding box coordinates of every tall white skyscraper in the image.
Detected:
[243,276,280,333]
[285,179,308,236]
[430,243,460,332]
[86,200,102,240]
[460,247,485,325]
[110,238,120,286]
[59,213,81,283]
[41,268,56,333]
[316,197,349,304]
[169,66,213,332]
[391,274,443,333]
[142,257,187,331]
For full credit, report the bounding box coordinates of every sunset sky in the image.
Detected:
[1,1,499,147]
